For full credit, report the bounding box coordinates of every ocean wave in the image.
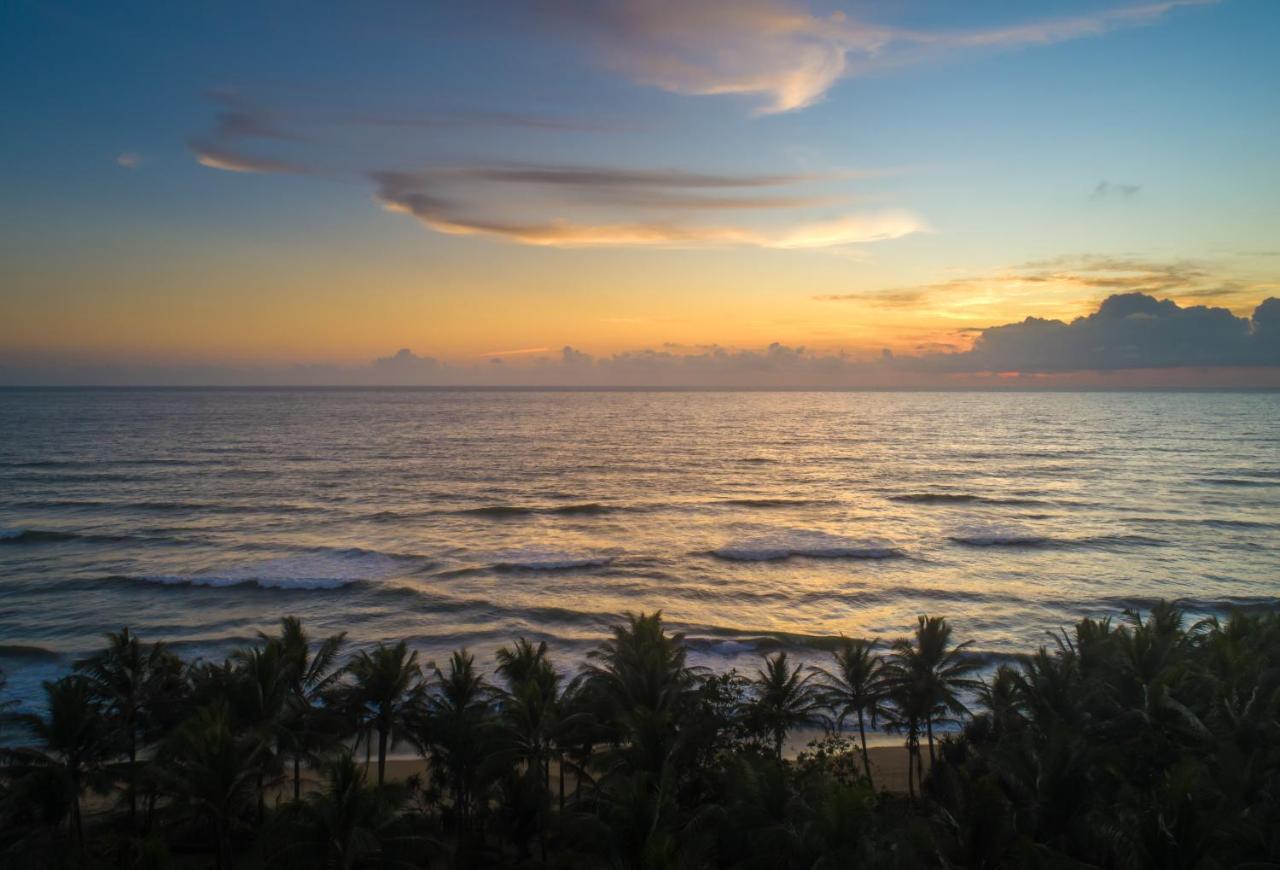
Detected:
[0,527,138,545]
[712,531,902,562]
[133,551,402,590]
[458,502,619,518]
[718,497,825,508]
[0,643,63,661]
[1199,477,1280,488]
[890,493,1044,505]
[489,548,620,571]
[949,526,1049,547]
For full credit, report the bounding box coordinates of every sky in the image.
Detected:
[1,0,1278,387]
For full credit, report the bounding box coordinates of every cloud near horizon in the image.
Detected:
[5,294,1275,388]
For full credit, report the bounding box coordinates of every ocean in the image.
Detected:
[1,388,1278,713]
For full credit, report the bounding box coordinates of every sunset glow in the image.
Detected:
[2,0,1277,386]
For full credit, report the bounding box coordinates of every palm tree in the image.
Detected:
[12,676,113,855]
[494,639,558,790]
[231,641,293,818]
[750,651,822,759]
[154,703,269,870]
[887,615,981,768]
[494,639,569,860]
[278,751,415,870]
[262,617,346,799]
[425,649,493,831]
[343,641,424,788]
[75,627,185,832]
[812,638,884,786]
[584,611,698,774]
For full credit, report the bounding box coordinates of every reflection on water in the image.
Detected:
[0,389,1277,706]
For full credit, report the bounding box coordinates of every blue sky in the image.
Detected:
[2,0,1278,385]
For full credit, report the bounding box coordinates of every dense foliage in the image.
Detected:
[1,603,1278,868]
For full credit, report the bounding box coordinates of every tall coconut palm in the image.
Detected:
[811,638,884,786]
[154,703,269,870]
[343,641,424,788]
[75,627,185,832]
[277,751,414,870]
[494,639,574,861]
[13,676,113,855]
[231,641,293,818]
[494,639,558,792]
[262,617,346,800]
[584,611,698,774]
[887,615,981,768]
[425,649,493,831]
[750,651,822,759]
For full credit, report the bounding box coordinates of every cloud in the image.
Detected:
[536,0,1217,114]
[372,167,923,249]
[190,86,923,250]
[5,295,1276,388]
[190,142,309,175]
[1091,180,1142,199]
[816,255,1264,313]
[116,152,141,169]
[915,293,1279,373]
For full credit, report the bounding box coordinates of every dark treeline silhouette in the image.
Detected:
[1,604,1278,868]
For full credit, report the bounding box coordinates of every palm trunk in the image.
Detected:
[377,727,388,787]
[905,740,916,801]
[128,728,138,832]
[558,753,565,814]
[926,717,936,767]
[71,770,85,854]
[857,709,875,790]
[293,754,301,801]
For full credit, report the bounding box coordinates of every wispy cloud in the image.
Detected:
[372,167,923,249]
[1091,180,1142,199]
[817,254,1264,314]
[539,0,1217,114]
[115,152,141,170]
[190,142,308,175]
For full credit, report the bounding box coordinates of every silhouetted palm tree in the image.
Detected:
[812,637,884,786]
[585,611,698,774]
[277,751,415,870]
[342,641,424,788]
[13,676,113,855]
[426,649,493,831]
[231,641,292,818]
[750,650,822,759]
[76,627,184,831]
[154,703,269,870]
[262,617,346,799]
[887,615,981,768]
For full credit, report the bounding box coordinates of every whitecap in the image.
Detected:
[712,530,902,562]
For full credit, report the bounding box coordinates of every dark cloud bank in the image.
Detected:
[3,294,1277,388]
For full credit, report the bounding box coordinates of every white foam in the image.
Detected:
[713,530,901,562]
[142,551,398,590]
